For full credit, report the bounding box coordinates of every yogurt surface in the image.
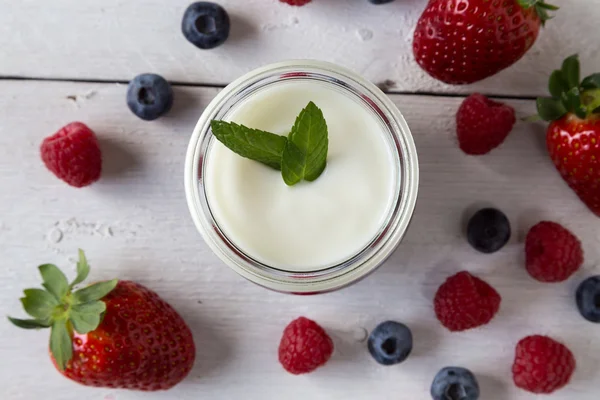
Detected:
[204,80,397,271]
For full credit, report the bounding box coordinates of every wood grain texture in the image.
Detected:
[0,81,599,400]
[2,0,599,97]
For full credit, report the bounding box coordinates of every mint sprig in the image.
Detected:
[210,102,329,186]
[210,121,287,170]
[281,101,328,185]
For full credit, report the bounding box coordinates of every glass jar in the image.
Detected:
[184,60,419,294]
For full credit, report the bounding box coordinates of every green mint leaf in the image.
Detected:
[20,288,59,320]
[281,102,328,186]
[70,249,90,289]
[536,97,568,121]
[70,301,106,334]
[581,73,600,90]
[72,279,118,304]
[561,55,580,89]
[281,141,305,186]
[50,320,72,371]
[210,120,287,170]
[548,70,567,98]
[8,317,51,330]
[39,264,69,301]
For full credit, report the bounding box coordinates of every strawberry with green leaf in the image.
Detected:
[9,250,196,391]
[413,0,558,84]
[537,55,600,217]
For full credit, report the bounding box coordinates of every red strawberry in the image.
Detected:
[413,0,557,84]
[278,317,333,374]
[9,251,195,391]
[456,93,516,155]
[537,55,600,217]
[41,122,102,187]
[434,271,502,332]
[512,335,576,394]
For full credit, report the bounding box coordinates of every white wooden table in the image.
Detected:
[1,1,599,399]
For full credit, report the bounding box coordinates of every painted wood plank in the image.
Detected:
[1,0,599,97]
[0,81,598,400]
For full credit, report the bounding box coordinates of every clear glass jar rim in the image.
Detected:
[184,60,419,293]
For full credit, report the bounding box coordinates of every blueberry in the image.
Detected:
[369,0,395,4]
[182,2,230,50]
[576,276,600,323]
[467,208,511,254]
[126,74,173,121]
[431,367,480,400]
[367,321,412,365]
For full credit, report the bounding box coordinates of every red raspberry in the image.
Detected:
[525,221,583,283]
[512,335,576,394]
[279,0,311,6]
[456,93,516,155]
[434,271,501,332]
[278,317,333,374]
[40,122,102,187]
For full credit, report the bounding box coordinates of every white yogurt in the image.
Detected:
[205,80,396,271]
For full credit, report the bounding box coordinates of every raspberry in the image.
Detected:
[525,221,583,283]
[279,0,311,6]
[512,335,576,394]
[456,93,516,155]
[278,317,333,374]
[434,271,501,332]
[40,122,102,187]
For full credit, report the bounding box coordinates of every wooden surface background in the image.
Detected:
[1,1,599,399]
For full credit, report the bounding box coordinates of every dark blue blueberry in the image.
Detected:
[126,74,173,121]
[182,2,230,50]
[369,0,395,4]
[467,208,511,254]
[431,367,480,400]
[367,321,412,366]
[576,276,600,323]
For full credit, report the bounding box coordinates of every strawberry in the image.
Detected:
[537,55,600,217]
[413,0,557,84]
[8,251,195,391]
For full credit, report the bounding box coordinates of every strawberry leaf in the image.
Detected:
[21,288,58,320]
[537,97,567,121]
[581,74,600,90]
[562,87,582,113]
[70,249,90,289]
[72,279,118,304]
[537,2,559,10]
[70,301,106,334]
[548,70,567,98]
[517,1,558,24]
[582,89,600,117]
[50,320,72,371]
[561,55,580,90]
[39,264,69,301]
[7,317,51,330]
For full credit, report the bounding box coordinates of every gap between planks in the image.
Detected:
[0,75,538,101]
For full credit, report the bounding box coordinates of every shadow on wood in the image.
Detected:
[98,137,142,180]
